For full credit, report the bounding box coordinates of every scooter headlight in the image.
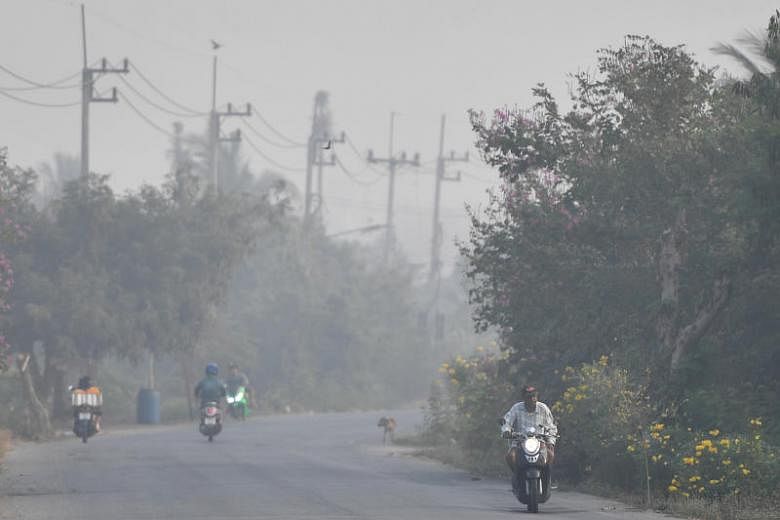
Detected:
[523,437,541,454]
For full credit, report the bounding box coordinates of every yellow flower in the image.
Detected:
[709,429,720,437]
[708,446,718,454]
[709,479,720,485]
[754,434,761,441]
[667,485,678,493]
[598,355,609,367]
[682,457,696,466]
[627,445,636,453]
[719,439,730,448]
[742,468,751,476]
[689,475,701,483]
[749,418,762,427]
[651,423,665,432]
[574,394,585,401]
[722,459,731,466]
[701,440,713,448]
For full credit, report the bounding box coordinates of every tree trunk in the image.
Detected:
[656,209,731,373]
[50,366,67,420]
[656,210,687,352]
[180,352,194,421]
[17,354,53,439]
[669,274,731,373]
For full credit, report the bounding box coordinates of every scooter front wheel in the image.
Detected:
[527,478,539,513]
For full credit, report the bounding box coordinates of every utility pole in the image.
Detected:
[314,131,345,220]
[79,4,128,179]
[207,53,251,193]
[429,114,468,282]
[304,91,333,228]
[367,112,420,264]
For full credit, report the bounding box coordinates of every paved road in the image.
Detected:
[0,409,668,519]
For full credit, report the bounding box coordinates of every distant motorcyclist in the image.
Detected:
[194,363,227,407]
[71,375,102,434]
[226,362,255,408]
[501,385,558,467]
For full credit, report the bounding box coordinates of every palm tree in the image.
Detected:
[713,10,780,117]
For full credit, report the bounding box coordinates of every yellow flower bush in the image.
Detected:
[655,417,779,499]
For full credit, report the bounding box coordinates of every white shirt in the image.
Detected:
[502,401,558,445]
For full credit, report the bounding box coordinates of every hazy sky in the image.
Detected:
[1,0,776,272]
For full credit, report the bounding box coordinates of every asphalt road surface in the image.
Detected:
[0,409,669,519]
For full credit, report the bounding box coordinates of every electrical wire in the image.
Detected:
[240,118,303,149]
[0,63,82,90]
[117,74,202,118]
[334,156,385,186]
[344,134,386,175]
[241,134,306,173]
[128,61,206,116]
[251,110,306,147]
[117,91,174,137]
[0,88,80,107]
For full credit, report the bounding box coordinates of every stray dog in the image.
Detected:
[377,416,396,444]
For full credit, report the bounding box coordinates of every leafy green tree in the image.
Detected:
[464,36,756,390]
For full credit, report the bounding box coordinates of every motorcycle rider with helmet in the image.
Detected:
[226,362,255,409]
[501,385,558,496]
[195,363,227,407]
[70,375,103,437]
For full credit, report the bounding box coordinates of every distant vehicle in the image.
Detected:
[226,386,248,420]
[199,402,223,441]
[71,386,101,443]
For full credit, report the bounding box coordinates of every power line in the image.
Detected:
[251,110,306,147]
[116,74,202,118]
[344,134,385,175]
[241,134,306,173]
[128,61,206,116]
[334,155,384,186]
[87,6,210,60]
[240,118,302,149]
[0,88,80,107]
[117,91,174,137]
[0,63,83,90]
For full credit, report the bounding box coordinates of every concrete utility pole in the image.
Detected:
[367,112,420,264]
[208,53,251,193]
[304,91,334,227]
[429,114,468,282]
[313,131,345,220]
[79,4,128,179]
